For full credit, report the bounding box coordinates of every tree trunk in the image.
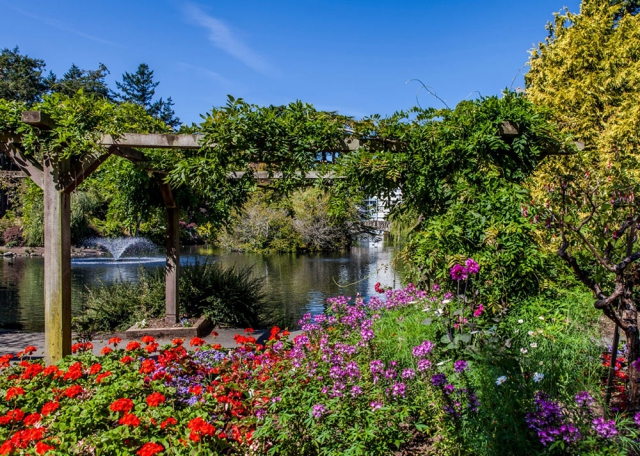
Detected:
[625,324,640,410]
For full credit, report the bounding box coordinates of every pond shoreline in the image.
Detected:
[1,246,105,258]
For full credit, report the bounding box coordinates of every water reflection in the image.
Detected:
[0,241,403,332]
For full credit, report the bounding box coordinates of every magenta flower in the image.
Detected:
[465,258,480,275]
[450,264,468,281]
[453,360,468,373]
[473,304,484,318]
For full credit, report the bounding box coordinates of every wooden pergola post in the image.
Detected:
[158,181,179,324]
[43,156,72,363]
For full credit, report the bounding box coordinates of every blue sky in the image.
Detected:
[1,0,581,125]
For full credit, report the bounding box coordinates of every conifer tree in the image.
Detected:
[115,63,180,129]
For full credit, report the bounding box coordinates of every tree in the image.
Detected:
[526,0,640,407]
[46,63,112,99]
[115,63,180,129]
[0,47,48,105]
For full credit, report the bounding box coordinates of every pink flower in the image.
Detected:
[450,264,468,281]
[473,304,484,317]
[465,258,480,275]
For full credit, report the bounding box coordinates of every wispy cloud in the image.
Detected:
[183,3,277,76]
[177,62,233,86]
[5,4,122,47]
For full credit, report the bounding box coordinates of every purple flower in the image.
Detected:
[312,404,327,419]
[391,382,406,397]
[384,369,397,380]
[402,368,416,379]
[453,360,468,373]
[370,360,384,375]
[412,340,434,358]
[634,412,640,428]
[574,391,594,408]
[370,401,382,411]
[443,384,455,395]
[450,264,468,281]
[350,385,363,397]
[417,359,432,372]
[431,373,447,387]
[592,417,617,438]
[465,258,480,275]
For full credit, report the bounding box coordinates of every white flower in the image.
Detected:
[538,316,545,320]
[520,348,528,354]
[533,372,544,383]
[496,376,507,385]
[527,331,535,337]
[518,319,524,324]
[530,343,538,348]
[441,299,452,305]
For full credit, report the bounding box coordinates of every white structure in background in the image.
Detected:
[362,189,402,221]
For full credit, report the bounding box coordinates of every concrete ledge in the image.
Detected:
[125,316,212,340]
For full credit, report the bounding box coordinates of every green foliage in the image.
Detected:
[0,47,48,105]
[46,63,112,100]
[73,261,268,335]
[219,188,358,253]
[331,92,570,307]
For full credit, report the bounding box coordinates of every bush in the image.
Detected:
[1,225,22,247]
[73,261,268,335]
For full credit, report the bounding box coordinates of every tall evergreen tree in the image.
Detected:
[115,63,180,129]
[0,47,48,104]
[47,63,112,99]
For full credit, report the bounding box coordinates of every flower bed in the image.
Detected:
[0,268,636,454]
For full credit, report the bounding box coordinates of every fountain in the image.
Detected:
[72,237,164,266]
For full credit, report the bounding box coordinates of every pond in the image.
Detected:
[0,241,404,332]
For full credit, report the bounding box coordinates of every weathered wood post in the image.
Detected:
[159,182,179,324]
[43,156,72,363]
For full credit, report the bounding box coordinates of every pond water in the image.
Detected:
[0,242,404,332]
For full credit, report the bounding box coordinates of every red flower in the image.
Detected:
[6,387,25,401]
[63,385,83,398]
[139,359,156,374]
[172,338,183,346]
[23,413,41,426]
[42,365,61,378]
[63,362,83,381]
[212,343,222,350]
[120,356,134,364]
[35,441,55,455]
[21,363,43,380]
[0,440,14,454]
[108,337,122,346]
[23,346,37,355]
[268,326,281,341]
[110,398,134,413]
[187,417,215,442]
[71,342,93,353]
[0,409,24,425]
[145,343,159,353]
[137,442,164,456]
[89,363,102,375]
[189,385,202,396]
[211,331,219,337]
[96,371,113,383]
[146,392,166,407]
[189,337,205,347]
[0,355,13,369]
[141,336,156,344]
[119,413,141,427]
[101,346,113,355]
[244,328,255,334]
[40,402,59,416]
[126,341,141,351]
[160,417,177,429]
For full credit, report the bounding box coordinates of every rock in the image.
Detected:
[2,252,16,258]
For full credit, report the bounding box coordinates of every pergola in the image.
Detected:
[0,112,575,364]
[0,111,360,364]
